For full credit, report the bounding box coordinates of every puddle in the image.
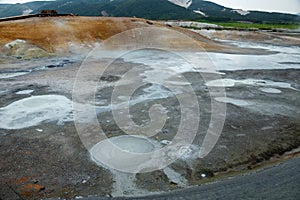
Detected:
[215,97,250,107]
[140,84,174,101]
[0,95,73,129]
[207,52,300,71]
[37,59,75,70]
[123,50,198,84]
[94,50,203,115]
[259,88,282,94]
[206,79,236,87]
[123,47,300,75]
[195,42,300,71]
[206,78,297,90]
[0,58,76,79]
[0,71,30,79]
[0,89,9,94]
[95,84,174,114]
[227,41,300,55]
[15,90,34,95]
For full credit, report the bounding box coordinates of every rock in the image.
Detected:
[100,74,121,82]
[32,179,39,184]
[45,65,60,69]
[23,48,50,59]
[3,39,53,60]
[161,140,172,145]
[197,170,214,179]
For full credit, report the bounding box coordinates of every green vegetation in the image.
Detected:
[98,0,200,20]
[206,21,300,30]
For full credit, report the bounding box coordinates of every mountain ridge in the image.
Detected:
[0,0,299,24]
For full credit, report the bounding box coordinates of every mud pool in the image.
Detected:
[0,95,73,130]
[0,32,300,199]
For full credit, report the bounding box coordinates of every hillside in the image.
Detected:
[190,0,300,23]
[0,1,50,17]
[97,0,199,20]
[0,0,299,24]
[0,16,241,54]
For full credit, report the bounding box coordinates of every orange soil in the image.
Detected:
[20,183,45,197]
[0,16,229,53]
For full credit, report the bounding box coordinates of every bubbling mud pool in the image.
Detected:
[90,135,156,171]
[90,135,199,196]
[0,95,73,129]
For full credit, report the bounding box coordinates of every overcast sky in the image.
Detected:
[0,0,299,14]
[207,0,300,14]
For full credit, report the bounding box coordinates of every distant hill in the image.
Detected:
[97,0,199,20]
[189,0,299,23]
[0,0,299,24]
[0,1,50,17]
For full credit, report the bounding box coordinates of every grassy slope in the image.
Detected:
[206,21,300,30]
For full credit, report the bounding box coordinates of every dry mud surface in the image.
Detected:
[0,17,299,199]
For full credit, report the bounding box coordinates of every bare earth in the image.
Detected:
[0,17,299,199]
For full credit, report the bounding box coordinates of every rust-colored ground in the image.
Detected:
[0,16,249,54]
[0,17,149,52]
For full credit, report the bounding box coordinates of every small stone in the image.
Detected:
[40,186,45,191]
[32,179,39,184]
[230,125,238,129]
[169,181,178,185]
[123,191,130,195]
[161,140,172,145]
[45,65,57,68]
[198,170,214,178]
